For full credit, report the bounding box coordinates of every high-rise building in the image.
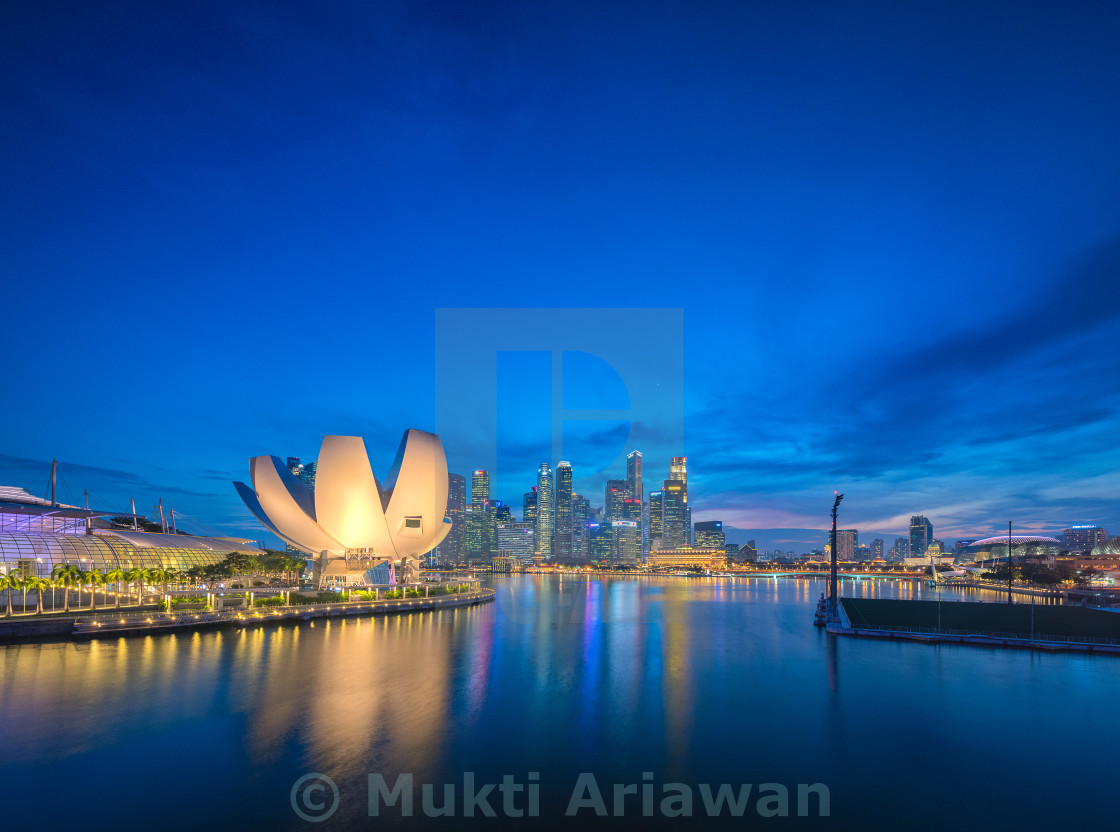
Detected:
[535,463,554,559]
[835,529,858,561]
[523,489,537,525]
[626,451,643,502]
[554,461,573,560]
[440,472,467,563]
[648,490,663,547]
[464,503,487,560]
[662,480,687,548]
[694,520,725,549]
[611,520,641,562]
[1064,525,1108,553]
[890,537,909,562]
[954,539,975,553]
[670,457,690,545]
[622,498,642,523]
[909,516,933,557]
[572,494,590,561]
[589,522,612,562]
[496,521,535,562]
[284,457,317,556]
[741,539,757,561]
[871,538,884,560]
[604,480,628,523]
[493,501,512,522]
[471,471,490,507]
[724,543,740,561]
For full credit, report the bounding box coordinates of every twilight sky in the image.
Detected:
[2,1,1119,552]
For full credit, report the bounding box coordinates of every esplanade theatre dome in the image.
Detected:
[957,535,1062,563]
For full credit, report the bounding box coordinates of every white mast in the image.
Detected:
[130,498,138,531]
[158,499,166,533]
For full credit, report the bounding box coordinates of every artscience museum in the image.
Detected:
[235,429,452,588]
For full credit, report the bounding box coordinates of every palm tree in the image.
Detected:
[51,564,81,614]
[9,574,28,614]
[85,569,105,612]
[150,567,170,596]
[26,576,48,614]
[126,567,153,606]
[0,573,14,617]
[103,568,126,608]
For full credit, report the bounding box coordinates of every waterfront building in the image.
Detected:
[661,480,687,548]
[871,538,884,559]
[523,489,537,525]
[646,546,726,570]
[464,504,489,560]
[1064,525,1108,553]
[957,535,1063,564]
[496,521,535,562]
[694,520,725,549]
[235,430,452,586]
[588,522,612,562]
[604,480,627,522]
[554,461,573,559]
[671,456,690,545]
[535,463,554,559]
[741,539,757,561]
[610,520,641,563]
[490,554,512,572]
[890,537,909,562]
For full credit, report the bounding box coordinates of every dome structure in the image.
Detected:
[234,430,452,586]
[957,534,1062,563]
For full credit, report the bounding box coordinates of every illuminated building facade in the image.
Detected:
[910,515,933,557]
[554,461,573,559]
[694,520,725,549]
[535,463,553,559]
[661,480,687,549]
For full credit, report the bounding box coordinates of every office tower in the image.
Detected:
[871,538,884,560]
[465,504,487,560]
[954,539,975,553]
[493,501,512,522]
[523,489,537,524]
[909,516,933,556]
[611,520,640,562]
[648,490,663,548]
[471,470,490,507]
[622,498,642,523]
[496,521,535,562]
[589,522,612,561]
[439,472,466,563]
[670,457,689,545]
[626,451,643,502]
[1064,525,1108,553]
[694,520,725,549]
[835,529,858,561]
[284,457,317,556]
[572,494,590,561]
[741,539,758,561]
[605,480,628,522]
[535,463,554,559]
[662,480,686,548]
[890,537,909,562]
[725,543,740,561]
[554,461,573,560]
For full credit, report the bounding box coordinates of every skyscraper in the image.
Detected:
[871,538,884,560]
[535,463,554,559]
[835,529,858,561]
[909,516,933,557]
[572,494,590,561]
[471,470,490,507]
[662,480,686,548]
[588,522,612,562]
[648,490,663,548]
[284,457,317,557]
[554,461,573,560]
[440,472,466,563]
[670,457,689,545]
[626,451,643,502]
[1064,525,1108,553]
[523,489,537,525]
[604,480,627,522]
[694,520,725,549]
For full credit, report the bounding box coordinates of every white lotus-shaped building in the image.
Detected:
[234,430,451,586]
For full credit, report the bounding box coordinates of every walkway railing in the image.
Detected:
[839,622,1120,647]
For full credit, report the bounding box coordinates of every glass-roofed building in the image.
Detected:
[0,486,260,578]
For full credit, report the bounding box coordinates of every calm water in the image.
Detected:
[1,575,1116,831]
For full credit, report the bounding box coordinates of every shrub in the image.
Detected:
[384,589,403,599]
[256,595,287,607]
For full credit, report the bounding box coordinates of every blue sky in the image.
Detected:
[2,1,1119,551]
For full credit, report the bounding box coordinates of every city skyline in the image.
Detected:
[2,3,1119,552]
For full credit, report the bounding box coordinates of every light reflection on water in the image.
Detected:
[0,575,1116,832]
